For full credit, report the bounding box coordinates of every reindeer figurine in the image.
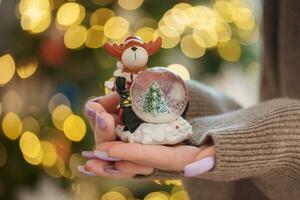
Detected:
[103,36,162,132]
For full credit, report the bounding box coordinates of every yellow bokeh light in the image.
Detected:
[118,0,143,10]
[180,34,206,58]
[41,141,57,167]
[19,131,41,159]
[169,191,189,200]
[63,114,86,142]
[218,39,241,62]
[153,30,180,49]
[51,104,73,131]
[171,185,185,194]
[22,116,40,134]
[56,2,85,26]
[90,8,115,26]
[48,93,71,114]
[1,90,23,114]
[44,156,65,178]
[135,27,155,42]
[2,112,22,140]
[214,1,236,23]
[23,146,43,165]
[192,6,216,29]
[30,12,51,33]
[144,192,169,200]
[85,26,107,49]
[0,54,15,86]
[64,25,87,49]
[104,16,129,40]
[16,59,38,79]
[110,187,133,199]
[168,64,190,80]
[193,27,218,48]
[234,7,255,30]
[101,191,126,200]
[215,21,232,43]
[19,0,50,15]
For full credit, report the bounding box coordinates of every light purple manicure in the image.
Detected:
[78,165,97,176]
[84,105,97,118]
[82,151,97,159]
[96,113,106,130]
[94,151,121,161]
[184,156,215,177]
[103,165,121,174]
[88,96,102,103]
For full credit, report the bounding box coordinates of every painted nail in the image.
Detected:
[96,113,106,130]
[88,96,102,103]
[84,104,97,118]
[103,165,121,174]
[184,156,215,177]
[94,151,120,161]
[78,165,97,176]
[82,151,97,159]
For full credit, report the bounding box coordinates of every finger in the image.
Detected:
[195,146,216,160]
[108,143,201,171]
[94,112,116,144]
[94,92,120,113]
[115,161,154,175]
[85,159,134,179]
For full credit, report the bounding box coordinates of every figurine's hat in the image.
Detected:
[124,36,143,47]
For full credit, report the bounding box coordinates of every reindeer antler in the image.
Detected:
[142,37,162,56]
[103,43,124,58]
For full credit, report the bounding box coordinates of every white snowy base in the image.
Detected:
[116,116,193,145]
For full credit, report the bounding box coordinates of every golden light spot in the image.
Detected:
[30,12,51,33]
[168,64,190,80]
[164,180,183,186]
[118,0,143,10]
[23,146,43,165]
[69,153,85,176]
[22,116,40,134]
[144,192,169,200]
[193,27,218,48]
[215,21,232,43]
[64,25,87,49]
[16,59,38,79]
[1,90,23,114]
[237,26,259,44]
[92,0,113,6]
[44,156,65,177]
[180,34,206,58]
[214,1,236,23]
[171,185,185,194]
[56,2,85,26]
[234,8,255,30]
[101,191,126,200]
[51,104,73,131]
[2,112,22,140]
[19,0,50,15]
[63,114,86,142]
[41,141,57,167]
[173,3,192,10]
[110,186,133,200]
[153,30,180,49]
[104,16,129,40]
[85,26,107,49]
[170,8,189,27]
[48,93,71,114]
[169,191,189,200]
[135,27,155,42]
[192,6,216,29]
[90,8,115,26]
[0,102,2,116]
[0,143,7,167]
[0,54,15,86]
[218,39,241,62]
[19,131,41,158]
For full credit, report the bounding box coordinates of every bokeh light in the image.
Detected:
[16,59,38,79]
[153,30,180,49]
[0,54,15,86]
[63,114,86,142]
[64,25,87,49]
[135,27,155,42]
[1,90,23,114]
[51,104,73,131]
[56,2,85,27]
[169,191,189,200]
[144,191,169,200]
[180,34,205,58]
[118,0,143,10]
[101,191,126,200]
[90,8,115,26]
[168,64,190,80]
[41,141,57,167]
[19,131,41,159]
[218,39,241,62]
[104,16,129,40]
[2,112,22,140]
[48,93,71,114]
[85,26,107,49]
[109,186,134,200]
[22,116,40,134]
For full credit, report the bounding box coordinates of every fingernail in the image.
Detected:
[103,165,121,174]
[84,103,97,118]
[184,156,215,177]
[94,151,120,162]
[96,113,106,130]
[82,151,97,159]
[88,96,102,103]
[78,165,97,176]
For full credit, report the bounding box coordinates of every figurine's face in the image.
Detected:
[121,46,148,72]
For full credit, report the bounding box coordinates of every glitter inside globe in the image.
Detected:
[131,67,188,123]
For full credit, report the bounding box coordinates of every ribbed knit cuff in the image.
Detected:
[188,98,300,181]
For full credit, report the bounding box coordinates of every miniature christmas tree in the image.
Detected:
[142,81,170,116]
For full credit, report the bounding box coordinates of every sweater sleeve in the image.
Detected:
[189,98,300,181]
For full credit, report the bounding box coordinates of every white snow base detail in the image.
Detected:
[116,116,193,145]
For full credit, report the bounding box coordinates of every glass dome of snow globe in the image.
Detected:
[130,67,188,123]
